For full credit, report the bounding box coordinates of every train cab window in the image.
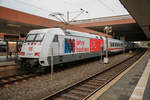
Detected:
[110,42,113,47]
[35,34,44,42]
[113,43,114,47]
[53,35,58,42]
[26,34,36,42]
[121,43,123,46]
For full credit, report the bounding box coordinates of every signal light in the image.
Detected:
[35,52,40,56]
[20,52,25,56]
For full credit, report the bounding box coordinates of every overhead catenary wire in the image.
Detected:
[97,0,117,15]
[13,0,53,14]
[7,0,128,21]
[70,8,88,22]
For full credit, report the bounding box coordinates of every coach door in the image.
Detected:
[51,35,59,56]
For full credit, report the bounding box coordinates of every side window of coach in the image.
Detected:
[53,35,58,42]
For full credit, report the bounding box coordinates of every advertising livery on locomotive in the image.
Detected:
[19,28,135,71]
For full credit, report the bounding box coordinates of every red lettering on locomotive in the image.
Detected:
[28,47,33,51]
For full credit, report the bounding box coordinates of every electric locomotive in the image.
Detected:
[19,28,127,71]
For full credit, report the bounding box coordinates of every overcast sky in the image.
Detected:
[0,0,128,21]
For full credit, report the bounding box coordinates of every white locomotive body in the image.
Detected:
[19,28,133,71]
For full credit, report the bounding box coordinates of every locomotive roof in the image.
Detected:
[29,28,103,39]
[28,28,126,42]
[66,29,103,39]
[29,28,63,34]
[108,38,125,42]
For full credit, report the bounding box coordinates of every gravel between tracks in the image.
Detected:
[0,52,135,100]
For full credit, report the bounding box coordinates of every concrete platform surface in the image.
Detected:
[143,74,150,100]
[0,56,15,63]
[97,49,150,100]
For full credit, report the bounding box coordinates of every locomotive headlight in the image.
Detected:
[35,52,40,56]
[20,52,25,56]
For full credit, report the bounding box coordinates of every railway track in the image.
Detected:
[0,51,129,87]
[42,49,146,100]
[0,64,21,78]
[0,64,43,87]
[0,64,18,72]
[0,73,39,87]
[0,64,17,68]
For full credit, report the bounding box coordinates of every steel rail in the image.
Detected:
[42,49,146,100]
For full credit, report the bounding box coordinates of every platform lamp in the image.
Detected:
[104,26,112,64]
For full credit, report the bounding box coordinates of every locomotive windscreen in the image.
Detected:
[26,34,44,42]
[26,34,36,42]
[35,34,44,41]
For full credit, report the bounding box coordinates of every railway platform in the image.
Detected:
[0,55,16,63]
[0,56,16,68]
[89,49,150,100]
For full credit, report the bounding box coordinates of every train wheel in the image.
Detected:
[29,64,41,73]
[20,62,27,71]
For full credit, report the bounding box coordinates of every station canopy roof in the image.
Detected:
[120,0,150,41]
[0,6,111,39]
[71,15,148,41]
[1,0,150,42]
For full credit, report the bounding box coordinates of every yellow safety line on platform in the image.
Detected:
[129,55,150,100]
[87,50,148,100]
